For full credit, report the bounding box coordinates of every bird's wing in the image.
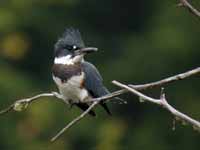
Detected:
[82,61,111,115]
[82,61,109,97]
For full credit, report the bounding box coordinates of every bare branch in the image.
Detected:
[50,101,99,142]
[129,67,200,90]
[0,67,199,141]
[1,67,199,116]
[0,92,63,115]
[49,67,200,141]
[85,67,200,103]
[112,80,200,131]
[0,104,14,115]
[178,0,200,18]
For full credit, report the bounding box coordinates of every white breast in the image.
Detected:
[53,72,90,103]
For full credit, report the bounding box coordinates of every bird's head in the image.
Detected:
[54,28,98,65]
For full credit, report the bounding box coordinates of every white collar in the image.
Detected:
[54,55,84,65]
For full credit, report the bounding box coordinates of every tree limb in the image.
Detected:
[86,67,200,103]
[49,67,200,142]
[0,67,199,142]
[178,0,200,18]
[0,92,63,115]
[0,67,199,143]
[1,67,199,116]
[50,101,99,142]
[129,67,200,90]
[113,81,200,131]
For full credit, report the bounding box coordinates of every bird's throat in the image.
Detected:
[54,55,84,65]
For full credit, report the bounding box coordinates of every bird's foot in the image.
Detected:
[51,92,64,100]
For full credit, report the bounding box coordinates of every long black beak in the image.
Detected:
[76,47,98,55]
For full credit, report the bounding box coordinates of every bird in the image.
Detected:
[52,28,111,116]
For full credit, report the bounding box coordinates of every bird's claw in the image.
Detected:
[51,92,64,99]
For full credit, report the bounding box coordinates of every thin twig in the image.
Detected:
[0,104,14,115]
[0,92,63,115]
[50,67,200,142]
[0,67,199,141]
[50,101,99,142]
[129,67,200,90]
[1,67,199,115]
[85,67,200,103]
[113,80,200,131]
[178,0,200,18]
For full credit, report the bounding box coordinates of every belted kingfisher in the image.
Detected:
[52,28,111,116]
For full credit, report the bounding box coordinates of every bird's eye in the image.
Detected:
[64,45,78,51]
[73,45,77,50]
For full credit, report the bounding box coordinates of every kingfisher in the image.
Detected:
[52,28,111,116]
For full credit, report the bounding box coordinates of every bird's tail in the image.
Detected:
[75,103,96,116]
[100,102,112,115]
[99,87,126,115]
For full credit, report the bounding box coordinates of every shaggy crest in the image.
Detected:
[55,28,85,51]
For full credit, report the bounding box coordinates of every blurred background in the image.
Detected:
[0,0,199,150]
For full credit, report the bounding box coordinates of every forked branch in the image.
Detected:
[0,65,199,142]
[113,81,200,131]
[1,67,199,116]
[50,67,200,142]
[0,1,200,143]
